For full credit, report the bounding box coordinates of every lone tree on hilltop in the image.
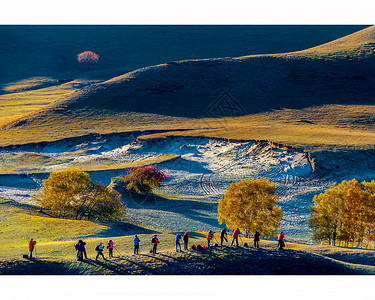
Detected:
[121,165,167,194]
[218,178,283,238]
[40,168,126,220]
[77,51,99,69]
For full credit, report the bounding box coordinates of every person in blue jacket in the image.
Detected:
[134,235,141,254]
[175,232,182,252]
[95,242,106,261]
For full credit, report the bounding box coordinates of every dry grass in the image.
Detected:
[1,27,375,151]
[0,85,75,127]
[1,77,61,93]
[68,153,180,172]
[132,105,375,151]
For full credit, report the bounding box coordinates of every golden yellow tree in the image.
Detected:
[218,178,283,238]
[41,168,126,221]
[83,183,126,221]
[41,168,90,218]
[309,179,375,248]
[358,180,375,248]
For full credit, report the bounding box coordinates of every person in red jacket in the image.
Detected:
[183,232,189,251]
[277,232,285,249]
[107,240,114,258]
[231,228,241,246]
[29,239,36,258]
[207,230,213,248]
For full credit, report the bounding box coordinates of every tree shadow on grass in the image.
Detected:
[120,191,221,228]
[88,220,159,238]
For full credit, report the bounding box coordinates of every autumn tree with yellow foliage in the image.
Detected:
[309,179,375,248]
[41,168,126,221]
[218,178,283,238]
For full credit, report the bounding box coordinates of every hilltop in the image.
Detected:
[2,26,375,150]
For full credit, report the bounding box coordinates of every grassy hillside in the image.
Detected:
[1,26,375,150]
[0,25,366,86]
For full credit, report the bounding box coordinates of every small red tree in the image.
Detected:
[77,51,99,69]
[122,165,167,194]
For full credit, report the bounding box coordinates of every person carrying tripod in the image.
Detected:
[134,235,140,254]
[107,240,114,258]
[254,231,260,248]
[28,239,36,258]
[231,228,241,247]
[220,228,228,246]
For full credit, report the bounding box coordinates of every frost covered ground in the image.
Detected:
[2,132,372,243]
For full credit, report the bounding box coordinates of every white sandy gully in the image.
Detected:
[1,132,373,242]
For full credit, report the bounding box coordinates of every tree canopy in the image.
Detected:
[122,165,167,194]
[77,51,99,67]
[218,178,283,238]
[309,179,375,248]
[41,168,126,220]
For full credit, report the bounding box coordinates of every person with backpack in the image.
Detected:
[134,235,140,254]
[207,230,213,248]
[183,232,189,250]
[107,240,114,258]
[231,228,241,246]
[28,239,36,258]
[220,228,228,246]
[175,232,182,252]
[74,240,85,261]
[254,231,260,248]
[79,239,88,259]
[95,242,106,260]
[151,234,159,254]
[277,232,285,249]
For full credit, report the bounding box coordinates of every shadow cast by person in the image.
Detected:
[112,256,158,275]
[83,258,132,275]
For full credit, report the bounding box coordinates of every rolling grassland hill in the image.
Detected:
[0,25,366,86]
[3,26,375,149]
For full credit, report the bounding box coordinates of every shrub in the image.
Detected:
[122,165,167,194]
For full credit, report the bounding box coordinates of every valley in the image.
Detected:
[1,25,375,274]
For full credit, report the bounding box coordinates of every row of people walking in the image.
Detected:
[28,230,286,261]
